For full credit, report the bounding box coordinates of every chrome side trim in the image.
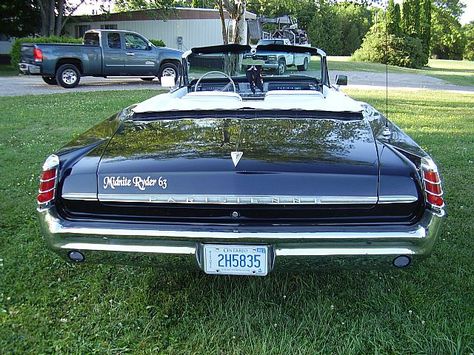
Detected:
[96,193,378,205]
[378,195,418,204]
[62,192,98,201]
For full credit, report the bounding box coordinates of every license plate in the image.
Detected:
[203,244,268,276]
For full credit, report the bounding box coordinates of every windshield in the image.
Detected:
[257,39,285,45]
[186,49,322,84]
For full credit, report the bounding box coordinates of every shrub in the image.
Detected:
[463,23,474,61]
[353,24,427,68]
[10,36,82,67]
[149,39,166,47]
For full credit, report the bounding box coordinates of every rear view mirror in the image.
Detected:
[335,74,348,86]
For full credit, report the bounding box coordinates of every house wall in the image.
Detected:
[64,18,236,50]
[0,38,14,56]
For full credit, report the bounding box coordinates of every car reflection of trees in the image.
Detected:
[103,116,373,166]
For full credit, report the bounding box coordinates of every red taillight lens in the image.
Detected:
[422,158,444,208]
[37,155,59,207]
[37,188,55,203]
[33,47,43,62]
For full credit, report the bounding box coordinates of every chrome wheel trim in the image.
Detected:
[62,69,77,85]
[162,67,177,77]
[278,61,285,75]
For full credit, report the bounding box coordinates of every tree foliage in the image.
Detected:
[0,0,40,37]
[463,22,474,61]
[307,1,372,56]
[353,22,426,68]
[386,0,401,36]
[431,5,465,59]
[433,0,465,19]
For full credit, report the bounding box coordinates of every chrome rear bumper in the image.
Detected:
[19,63,41,75]
[38,207,445,272]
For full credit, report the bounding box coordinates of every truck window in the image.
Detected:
[124,33,148,50]
[107,33,121,49]
[84,32,99,46]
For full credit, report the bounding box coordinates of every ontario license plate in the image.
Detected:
[203,244,268,276]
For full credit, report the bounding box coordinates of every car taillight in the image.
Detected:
[421,157,444,209]
[37,154,59,208]
[33,47,43,62]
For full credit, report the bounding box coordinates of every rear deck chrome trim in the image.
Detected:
[63,192,419,205]
[95,193,378,205]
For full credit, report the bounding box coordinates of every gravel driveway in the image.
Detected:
[0,75,163,96]
[1,71,473,96]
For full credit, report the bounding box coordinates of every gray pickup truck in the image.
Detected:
[19,30,182,88]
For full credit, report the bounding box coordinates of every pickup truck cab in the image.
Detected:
[253,38,311,74]
[19,30,182,88]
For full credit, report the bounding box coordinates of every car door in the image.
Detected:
[123,33,157,76]
[102,32,125,75]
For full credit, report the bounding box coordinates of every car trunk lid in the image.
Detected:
[97,116,379,207]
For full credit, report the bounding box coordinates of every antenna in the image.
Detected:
[384,0,389,126]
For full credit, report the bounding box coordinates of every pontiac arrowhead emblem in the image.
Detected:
[231,151,243,167]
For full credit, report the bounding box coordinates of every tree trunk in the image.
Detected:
[55,0,65,36]
[36,0,48,36]
[48,0,55,36]
[217,0,228,44]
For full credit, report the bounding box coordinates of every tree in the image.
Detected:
[36,0,90,36]
[431,5,465,59]
[386,0,401,36]
[0,0,40,37]
[402,0,421,37]
[419,0,431,60]
[401,0,412,34]
[433,0,465,19]
[463,21,474,60]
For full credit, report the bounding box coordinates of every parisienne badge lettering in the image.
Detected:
[103,176,167,191]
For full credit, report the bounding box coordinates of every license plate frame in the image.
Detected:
[203,244,269,276]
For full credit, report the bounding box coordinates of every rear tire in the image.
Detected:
[55,64,81,88]
[42,76,57,85]
[158,62,179,82]
[297,58,309,71]
[276,59,286,75]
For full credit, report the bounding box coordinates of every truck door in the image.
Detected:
[103,32,125,75]
[123,33,157,76]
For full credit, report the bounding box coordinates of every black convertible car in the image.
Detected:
[37,44,445,276]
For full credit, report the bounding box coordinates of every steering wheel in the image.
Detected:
[194,71,237,93]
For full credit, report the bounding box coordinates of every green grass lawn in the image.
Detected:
[0,64,18,76]
[324,56,474,87]
[1,89,473,353]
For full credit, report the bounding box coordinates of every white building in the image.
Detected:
[64,7,257,50]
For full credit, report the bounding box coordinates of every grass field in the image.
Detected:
[1,89,473,353]
[0,64,17,77]
[326,57,474,87]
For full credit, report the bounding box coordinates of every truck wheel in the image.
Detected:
[277,59,286,75]
[56,64,81,88]
[297,58,309,71]
[42,76,57,85]
[158,62,178,82]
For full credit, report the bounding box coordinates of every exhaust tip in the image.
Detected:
[393,255,411,268]
[68,250,85,262]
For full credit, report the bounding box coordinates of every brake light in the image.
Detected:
[421,158,444,209]
[37,155,59,207]
[33,47,43,62]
